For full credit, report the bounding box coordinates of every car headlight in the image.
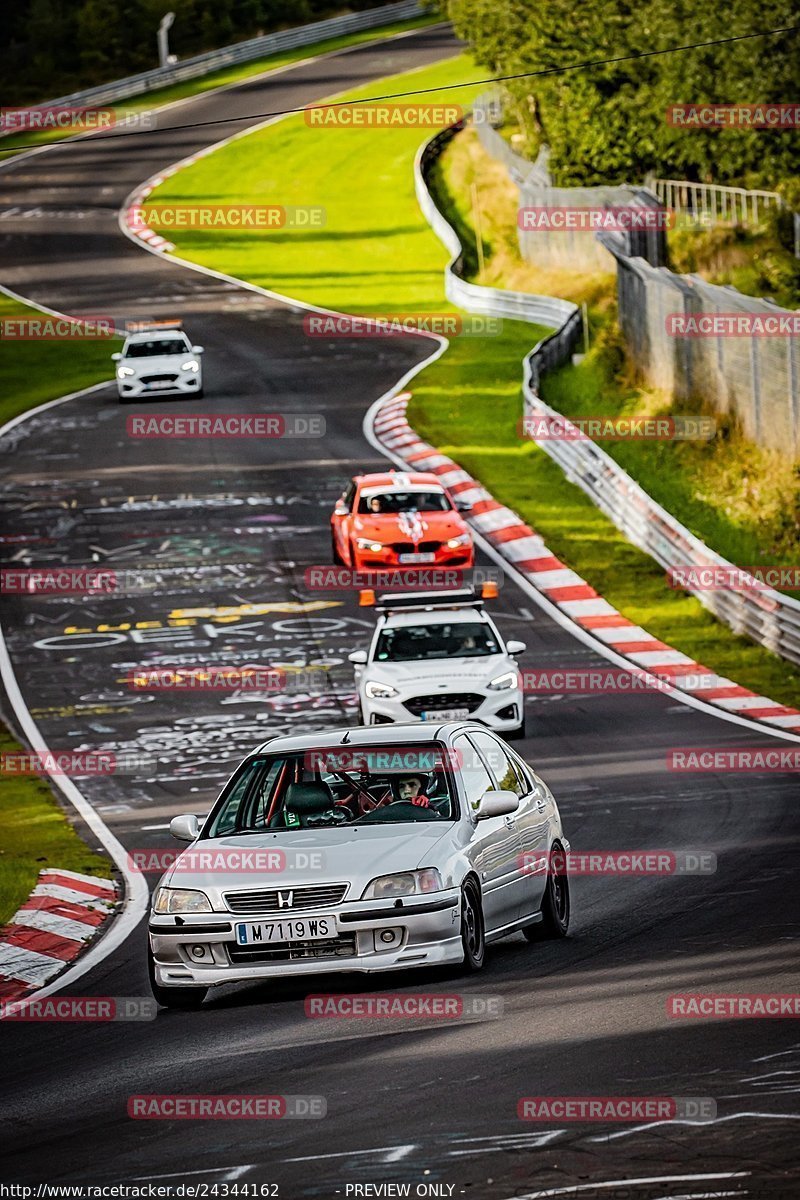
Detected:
[180,359,200,372]
[446,533,472,549]
[117,366,135,377]
[364,679,399,699]
[362,868,443,900]
[153,887,212,914]
[488,670,518,691]
[356,538,384,553]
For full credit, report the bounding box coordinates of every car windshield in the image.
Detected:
[375,620,500,662]
[358,490,450,514]
[206,746,457,836]
[124,337,190,358]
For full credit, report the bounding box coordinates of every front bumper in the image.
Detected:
[149,890,462,987]
[362,688,524,732]
[352,546,474,571]
[118,373,201,398]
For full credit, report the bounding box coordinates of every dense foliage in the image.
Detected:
[446,0,800,188]
[2,0,396,101]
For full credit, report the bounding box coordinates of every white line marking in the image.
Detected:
[585,1110,800,1142]
[503,1174,748,1200]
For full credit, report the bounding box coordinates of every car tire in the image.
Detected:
[331,531,343,565]
[460,879,486,971]
[148,948,208,1010]
[523,840,570,941]
[195,388,204,400]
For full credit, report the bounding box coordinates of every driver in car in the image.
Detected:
[391,772,431,808]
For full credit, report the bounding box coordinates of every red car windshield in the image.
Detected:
[357,490,451,514]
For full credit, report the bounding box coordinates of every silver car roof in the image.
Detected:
[251,721,484,755]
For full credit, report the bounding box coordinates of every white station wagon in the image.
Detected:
[148,722,570,1008]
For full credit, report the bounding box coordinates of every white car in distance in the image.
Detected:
[350,589,527,738]
[113,322,204,401]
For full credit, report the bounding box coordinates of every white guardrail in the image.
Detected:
[416,122,800,668]
[4,0,423,118]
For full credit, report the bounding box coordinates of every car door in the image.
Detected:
[453,733,523,935]
[469,730,548,923]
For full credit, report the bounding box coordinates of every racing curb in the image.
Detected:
[0,869,118,1003]
[371,392,800,737]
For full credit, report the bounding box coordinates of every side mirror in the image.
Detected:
[476,790,519,820]
[454,500,471,513]
[334,502,349,517]
[111,352,122,361]
[506,640,527,655]
[170,814,200,842]
[348,650,368,665]
[192,345,204,354]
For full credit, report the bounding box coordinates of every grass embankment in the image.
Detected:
[0,727,113,925]
[145,62,799,706]
[0,13,440,160]
[0,292,119,428]
[668,221,800,312]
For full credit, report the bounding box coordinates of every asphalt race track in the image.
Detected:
[1,23,799,1200]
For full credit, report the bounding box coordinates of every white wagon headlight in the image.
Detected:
[117,366,135,377]
[362,868,443,900]
[364,679,398,699]
[181,359,200,372]
[488,670,518,691]
[153,887,212,914]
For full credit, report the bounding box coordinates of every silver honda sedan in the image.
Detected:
[148,722,571,1008]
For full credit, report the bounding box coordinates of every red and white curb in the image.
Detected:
[371,392,800,737]
[126,181,176,252]
[0,870,118,1002]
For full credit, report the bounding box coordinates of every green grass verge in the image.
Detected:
[0,14,440,161]
[0,292,119,428]
[0,726,113,927]
[146,54,799,707]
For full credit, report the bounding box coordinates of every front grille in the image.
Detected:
[388,542,442,555]
[141,373,179,383]
[224,883,348,914]
[404,692,484,716]
[227,935,356,964]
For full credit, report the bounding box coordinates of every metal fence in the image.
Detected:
[3,0,422,118]
[471,95,551,188]
[416,122,800,667]
[599,233,800,457]
[646,176,783,228]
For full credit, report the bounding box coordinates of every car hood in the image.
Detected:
[367,654,512,689]
[165,823,458,898]
[124,352,194,372]
[353,511,468,541]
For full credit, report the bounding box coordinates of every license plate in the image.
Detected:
[235,915,335,945]
[421,707,470,721]
[398,553,435,564]
[146,380,175,390]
